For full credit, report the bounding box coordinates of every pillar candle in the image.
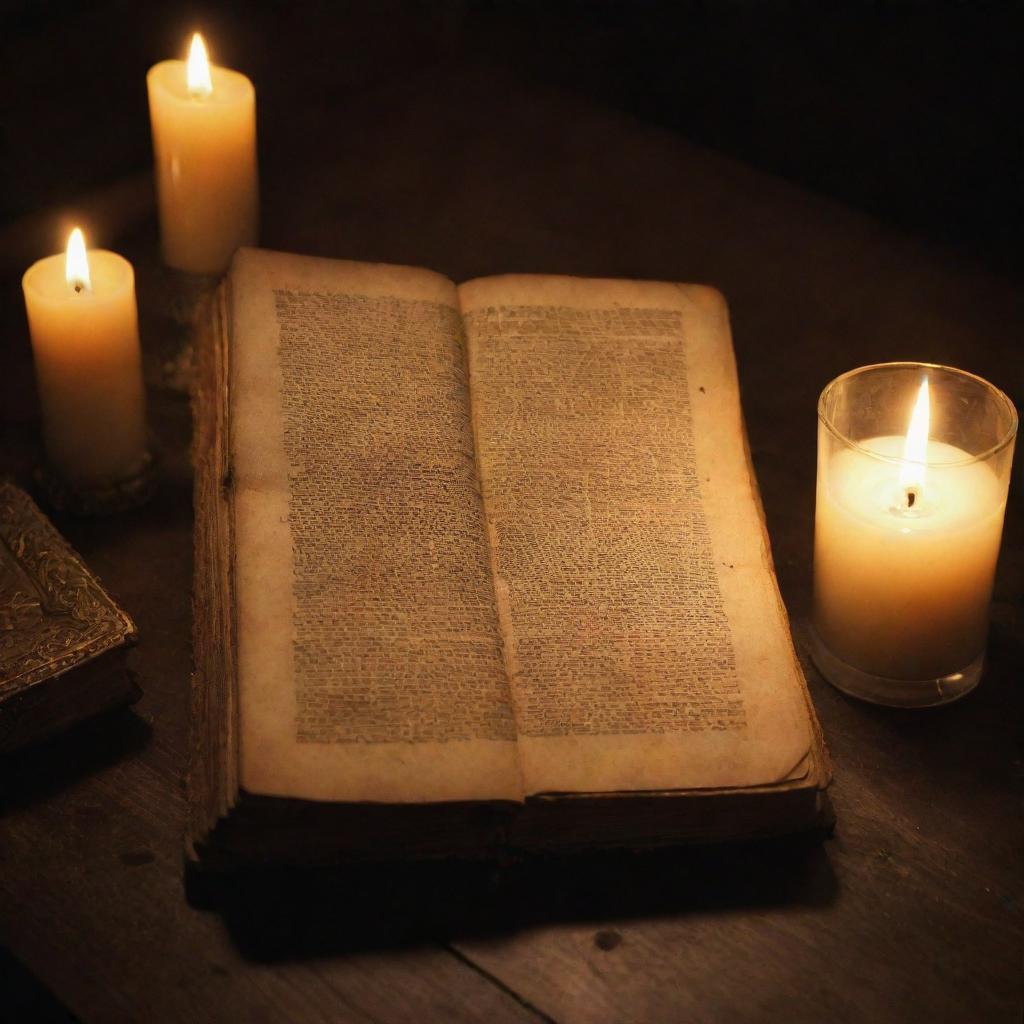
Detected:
[147,33,258,273]
[22,230,147,486]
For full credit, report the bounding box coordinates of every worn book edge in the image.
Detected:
[188,284,239,858]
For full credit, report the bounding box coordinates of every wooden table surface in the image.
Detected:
[1,62,1021,1024]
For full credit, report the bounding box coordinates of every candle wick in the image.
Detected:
[74,283,83,294]
[906,489,916,508]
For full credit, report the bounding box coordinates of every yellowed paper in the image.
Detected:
[230,249,522,803]
[458,274,812,795]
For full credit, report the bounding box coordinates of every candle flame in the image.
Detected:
[899,377,930,495]
[187,33,213,97]
[65,228,92,293]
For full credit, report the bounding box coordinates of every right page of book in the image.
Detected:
[459,274,814,795]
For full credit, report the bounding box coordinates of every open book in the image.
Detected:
[189,249,829,866]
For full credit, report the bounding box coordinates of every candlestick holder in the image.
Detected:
[139,264,219,394]
[809,362,1016,707]
[35,447,157,517]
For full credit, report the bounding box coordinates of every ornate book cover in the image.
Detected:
[0,482,140,752]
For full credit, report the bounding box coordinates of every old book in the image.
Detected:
[0,482,140,753]
[188,249,830,867]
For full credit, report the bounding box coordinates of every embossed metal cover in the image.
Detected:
[0,482,137,699]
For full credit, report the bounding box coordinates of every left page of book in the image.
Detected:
[228,249,522,804]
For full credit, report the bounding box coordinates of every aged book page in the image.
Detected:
[229,249,522,804]
[459,274,814,796]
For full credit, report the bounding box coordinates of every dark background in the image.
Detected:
[1,0,1021,274]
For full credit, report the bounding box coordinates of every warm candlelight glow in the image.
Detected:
[899,378,930,500]
[187,33,213,97]
[65,228,92,293]
[813,363,1015,704]
[148,32,258,270]
[24,240,147,488]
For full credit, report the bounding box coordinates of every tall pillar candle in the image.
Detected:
[147,33,258,273]
[811,363,1016,707]
[22,229,147,487]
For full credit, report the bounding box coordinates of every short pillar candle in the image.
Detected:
[810,362,1016,707]
[147,33,258,274]
[22,229,148,490]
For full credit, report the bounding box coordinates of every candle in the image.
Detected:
[812,364,1015,706]
[147,33,258,273]
[22,229,147,488]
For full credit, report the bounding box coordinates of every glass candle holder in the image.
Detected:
[810,362,1016,707]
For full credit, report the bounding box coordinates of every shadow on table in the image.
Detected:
[0,707,151,814]
[187,828,837,961]
[804,613,1024,794]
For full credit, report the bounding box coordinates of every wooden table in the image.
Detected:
[2,63,1021,1024]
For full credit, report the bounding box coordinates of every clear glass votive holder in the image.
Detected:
[809,362,1017,707]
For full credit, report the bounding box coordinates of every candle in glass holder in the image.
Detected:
[22,228,147,488]
[811,363,1016,707]
[147,32,258,273]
